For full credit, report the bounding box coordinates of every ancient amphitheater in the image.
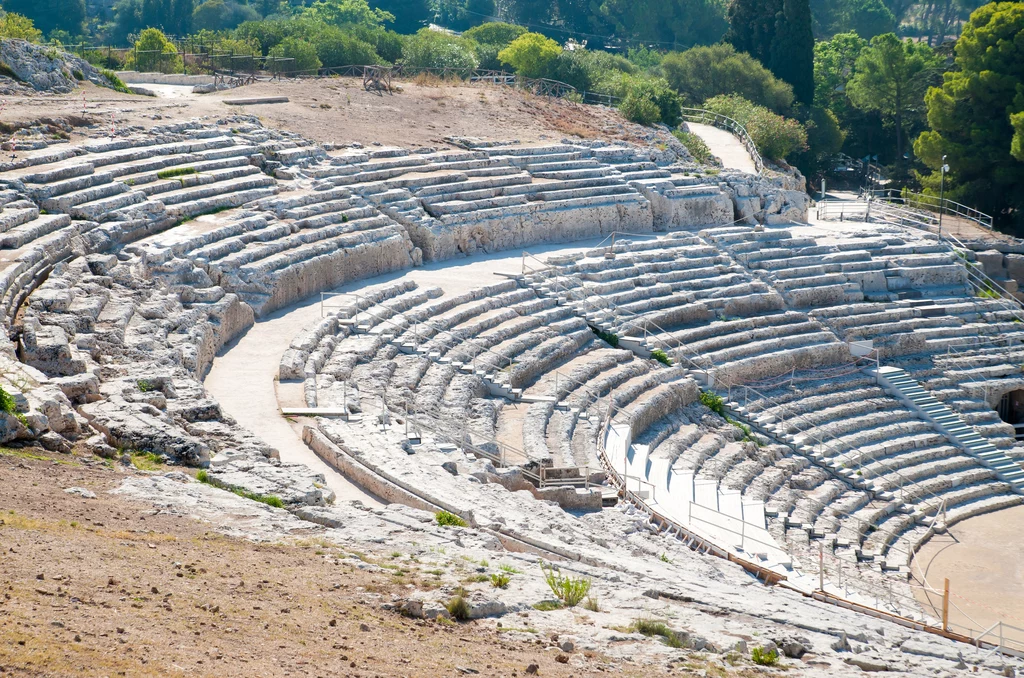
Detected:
[3,78,1024,674]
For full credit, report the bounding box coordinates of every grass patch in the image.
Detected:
[445,589,470,621]
[651,348,673,366]
[195,469,284,508]
[499,564,521,574]
[129,451,165,471]
[532,600,563,611]
[157,167,198,180]
[0,61,21,81]
[583,595,600,612]
[751,646,779,666]
[699,390,726,416]
[435,510,467,528]
[542,564,591,608]
[633,617,686,648]
[490,572,511,589]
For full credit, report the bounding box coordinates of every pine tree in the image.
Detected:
[769,0,815,105]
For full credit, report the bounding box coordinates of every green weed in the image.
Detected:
[542,564,591,608]
[435,510,467,528]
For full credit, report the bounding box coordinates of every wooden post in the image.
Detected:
[942,578,950,632]
[818,542,824,591]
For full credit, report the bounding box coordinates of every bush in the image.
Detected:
[463,22,527,47]
[498,32,561,78]
[100,69,132,94]
[268,37,322,74]
[661,43,795,114]
[673,130,715,164]
[751,646,780,666]
[314,29,381,68]
[620,91,662,125]
[192,0,259,32]
[651,349,673,366]
[128,28,183,74]
[435,510,468,527]
[699,390,726,416]
[403,29,479,71]
[0,387,18,416]
[703,94,808,160]
[596,73,681,127]
[591,327,619,347]
[542,564,591,608]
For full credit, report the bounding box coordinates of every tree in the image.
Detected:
[302,0,394,28]
[2,0,86,37]
[313,26,381,67]
[128,27,183,73]
[598,0,728,49]
[811,0,895,39]
[661,43,794,113]
[728,0,814,105]
[498,32,561,78]
[192,0,259,31]
[369,0,430,34]
[0,11,42,41]
[464,21,527,70]
[847,33,941,174]
[914,2,1024,230]
[813,31,867,115]
[402,28,479,70]
[431,0,496,31]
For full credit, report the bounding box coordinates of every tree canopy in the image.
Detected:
[914,2,1024,229]
[727,0,815,105]
[2,0,86,37]
[661,43,795,113]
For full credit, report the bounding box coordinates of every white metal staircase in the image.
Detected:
[874,366,1024,492]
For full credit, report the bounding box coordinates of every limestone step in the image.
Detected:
[0,214,74,250]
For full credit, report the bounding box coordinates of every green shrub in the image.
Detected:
[490,572,511,589]
[100,69,132,94]
[403,28,479,71]
[661,43,795,113]
[232,488,285,508]
[498,32,561,78]
[699,390,726,416]
[651,349,673,366]
[313,28,381,69]
[0,387,18,416]
[463,22,528,47]
[542,564,591,608]
[157,167,197,180]
[196,469,210,483]
[591,327,619,347]
[0,13,43,42]
[128,28,184,74]
[268,37,322,74]
[672,130,715,165]
[703,94,808,161]
[436,510,468,527]
[751,646,780,666]
[72,69,84,81]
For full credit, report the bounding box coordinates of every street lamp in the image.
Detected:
[938,155,949,240]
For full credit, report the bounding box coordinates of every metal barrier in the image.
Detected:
[865,188,993,231]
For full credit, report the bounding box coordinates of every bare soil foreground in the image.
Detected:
[1,78,667,151]
[0,447,728,678]
[912,505,1024,637]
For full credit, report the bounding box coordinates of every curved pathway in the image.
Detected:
[687,122,757,175]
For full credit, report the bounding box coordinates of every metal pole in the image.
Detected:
[819,542,824,591]
[942,578,950,632]
[939,155,948,240]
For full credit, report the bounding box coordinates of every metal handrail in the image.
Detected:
[866,188,993,231]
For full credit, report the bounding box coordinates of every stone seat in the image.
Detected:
[0,214,73,250]
[867,452,979,490]
[70,189,147,221]
[529,185,638,203]
[426,195,528,216]
[136,165,264,199]
[841,432,950,468]
[414,173,533,198]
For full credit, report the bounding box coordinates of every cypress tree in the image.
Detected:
[769,0,815,105]
[2,0,87,36]
[727,0,780,66]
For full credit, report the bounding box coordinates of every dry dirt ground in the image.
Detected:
[0,447,765,678]
[0,77,670,151]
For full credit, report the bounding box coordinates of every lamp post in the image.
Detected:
[938,155,949,240]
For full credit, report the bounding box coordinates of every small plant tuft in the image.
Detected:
[542,564,591,608]
[157,167,197,180]
[100,69,132,94]
[435,510,467,528]
[532,600,562,611]
[751,646,780,666]
[633,617,686,648]
[499,564,521,574]
[196,469,210,483]
[591,326,619,347]
[583,595,600,612]
[699,390,726,416]
[651,348,673,366]
[136,379,155,392]
[446,590,470,621]
[490,572,511,589]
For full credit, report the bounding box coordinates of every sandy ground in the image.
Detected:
[687,123,757,174]
[1,77,669,151]
[0,447,657,678]
[911,505,1024,640]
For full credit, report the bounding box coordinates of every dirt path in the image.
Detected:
[686,122,757,175]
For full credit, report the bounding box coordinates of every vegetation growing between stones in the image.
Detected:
[591,327,619,348]
[672,130,716,165]
[195,469,285,508]
[699,391,726,416]
[100,69,133,94]
[651,349,673,366]
[445,589,470,621]
[490,572,511,589]
[632,618,686,648]
[541,564,591,608]
[751,646,780,665]
[130,451,166,471]
[435,510,467,527]
[157,167,198,180]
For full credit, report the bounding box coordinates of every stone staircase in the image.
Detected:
[875,366,1024,492]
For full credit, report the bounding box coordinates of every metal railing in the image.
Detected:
[865,188,993,231]
[679,107,765,175]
